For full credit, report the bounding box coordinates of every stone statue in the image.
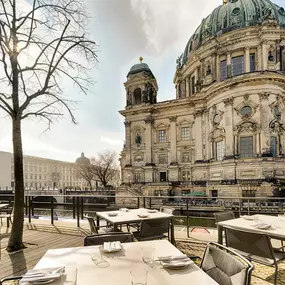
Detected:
[135,133,142,145]
[268,50,274,62]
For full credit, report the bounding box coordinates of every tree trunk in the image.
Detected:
[7,117,25,251]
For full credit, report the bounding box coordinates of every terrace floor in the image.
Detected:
[0,219,285,284]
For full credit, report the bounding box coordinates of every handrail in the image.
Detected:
[0,193,284,237]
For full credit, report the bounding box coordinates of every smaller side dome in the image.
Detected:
[75,152,90,165]
[127,58,155,78]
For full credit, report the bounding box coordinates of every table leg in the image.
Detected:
[170,218,176,246]
[217,225,223,245]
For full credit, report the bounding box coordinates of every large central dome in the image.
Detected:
[181,0,285,66]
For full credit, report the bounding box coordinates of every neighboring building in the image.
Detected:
[0,151,13,190]
[119,0,285,197]
[0,151,89,190]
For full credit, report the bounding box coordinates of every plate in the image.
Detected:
[147,209,158,213]
[107,212,118,217]
[137,214,149,218]
[30,278,58,284]
[253,223,272,230]
[161,259,192,270]
[241,215,255,220]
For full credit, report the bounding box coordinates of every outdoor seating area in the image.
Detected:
[1,206,285,284]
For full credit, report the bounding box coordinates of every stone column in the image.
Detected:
[194,110,203,161]
[144,117,154,165]
[245,47,250,73]
[259,92,270,154]
[262,42,268,70]
[181,80,186,98]
[223,98,234,156]
[169,116,177,163]
[257,45,262,70]
[216,54,220,82]
[124,121,132,165]
[186,77,190,97]
[212,54,216,80]
[227,52,231,78]
[204,110,210,160]
[194,69,199,93]
[175,84,178,99]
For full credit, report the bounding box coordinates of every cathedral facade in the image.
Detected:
[119,0,285,197]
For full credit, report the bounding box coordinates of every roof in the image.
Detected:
[127,63,155,78]
[179,0,285,67]
[75,152,90,165]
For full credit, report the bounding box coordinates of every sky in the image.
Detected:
[0,0,283,162]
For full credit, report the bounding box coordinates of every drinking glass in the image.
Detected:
[130,268,148,285]
[141,247,154,266]
[90,248,110,268]
[61,267,77,285]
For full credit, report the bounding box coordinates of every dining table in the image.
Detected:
[0,203,9,209]
[217,214,285,244]
[29,239,218,285]
[96,208,175,244]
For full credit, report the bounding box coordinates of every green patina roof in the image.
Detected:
[127,63,155,78]
[180,0,285,66]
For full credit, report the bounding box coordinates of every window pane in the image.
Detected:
[135,173,142,183]
[181,127,190,140]
[270,136,277,157]
[220,60,227,81]
[231,56,244,76]
[158,130,166,143]
[216,141,224,160]
[240,136,253,157]
[250,54,255,72]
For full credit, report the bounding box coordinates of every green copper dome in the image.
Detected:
[127,63,155,78]
[179,0,285,66]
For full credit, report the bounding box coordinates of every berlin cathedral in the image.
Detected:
[119,0,285,198]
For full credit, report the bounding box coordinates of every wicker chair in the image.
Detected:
[134,218,170,241]
[84,232,134,246]
[225,227,285,285]
[201,242,254,285]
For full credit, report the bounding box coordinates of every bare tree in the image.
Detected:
[91,150,119,188]
[0,0,97,251]
[76,164,94,189]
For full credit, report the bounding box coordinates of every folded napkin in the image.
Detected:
[157,254,189,262]
[161,258,193,269]
[20,266,64,284]
[252,223,271,229]
[103,241,121,251]
[241,215,255,220]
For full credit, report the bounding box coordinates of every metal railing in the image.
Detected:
[0,193,284,238]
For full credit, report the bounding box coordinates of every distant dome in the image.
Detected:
[75,152,90,165]
[127,62,155,78]
[180,0,285,66]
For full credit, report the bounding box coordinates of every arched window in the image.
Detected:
[133,88,142,105]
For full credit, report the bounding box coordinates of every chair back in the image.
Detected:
[214,211,235,223]
[86,217,99,235]
[138,218,170,241]
[201,242,254,285]
[160,206,175,215]
[84,232,134,246]
[224,227,275,263]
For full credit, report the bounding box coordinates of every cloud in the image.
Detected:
[100,137,123,146]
